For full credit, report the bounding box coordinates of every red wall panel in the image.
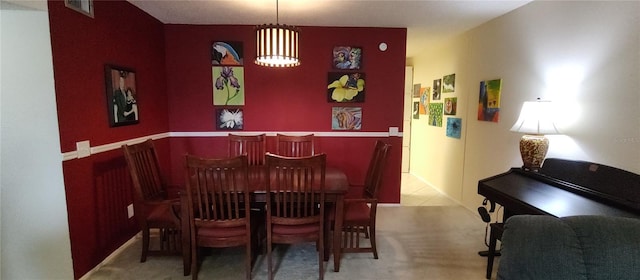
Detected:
[49,0,170,151]
[164,25,406,132]
[48,0,170,277]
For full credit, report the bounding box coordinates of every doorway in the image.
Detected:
[400,66,456,206]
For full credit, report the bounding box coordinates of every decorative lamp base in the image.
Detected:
[519,134,549,171]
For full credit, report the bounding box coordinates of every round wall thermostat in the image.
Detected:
[378,42,388,51]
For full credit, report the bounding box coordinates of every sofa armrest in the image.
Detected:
[497,215,640,280]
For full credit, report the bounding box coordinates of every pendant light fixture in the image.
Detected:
[255,0,300,67]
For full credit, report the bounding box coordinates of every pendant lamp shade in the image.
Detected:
[255,0,300,67]
[255,24,300,67]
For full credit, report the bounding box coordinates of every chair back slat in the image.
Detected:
[363,141,391,199]
[276,133,315,157]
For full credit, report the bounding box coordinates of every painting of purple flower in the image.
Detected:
[213,66,245,105]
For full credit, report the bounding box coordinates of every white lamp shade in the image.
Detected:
[510,100,560,135]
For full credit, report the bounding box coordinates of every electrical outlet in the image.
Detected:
[127,204,134,218]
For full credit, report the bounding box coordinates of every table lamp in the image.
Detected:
[510,99,560,171]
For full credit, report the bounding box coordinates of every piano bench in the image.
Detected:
[486,222,504,279]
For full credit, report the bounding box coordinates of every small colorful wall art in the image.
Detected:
[328,72,365,102]
[332,46,362,70]
[413,83,421,98]
[428,103,443,127]
[332,107,362,130]
[413,102,420,119]
[446,118,462,139]
[213,66,245,105]
[444,97,457,115]
[478,79,502,122]
[420,87,430,115]
[216,107,243,130]
[443,73,455,93]
[212,41,243,65]
[432,79,442,101]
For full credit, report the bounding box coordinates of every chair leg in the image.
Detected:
[141,227,150,262]
[183,249,191,276]
[245,242,252,280]
[319,236,325,280]
[267,238,273,280]
[369,222,378,259]
[182,229,191,276]
[191,244,198,280]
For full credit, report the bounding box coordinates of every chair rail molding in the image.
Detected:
[61,131,402,161]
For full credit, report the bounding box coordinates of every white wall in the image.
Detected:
[410,1,640,212]
[0,1,74,278]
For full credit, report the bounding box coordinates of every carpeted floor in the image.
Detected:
[84,206,495,280]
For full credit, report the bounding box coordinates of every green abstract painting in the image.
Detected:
[428,103,443,127]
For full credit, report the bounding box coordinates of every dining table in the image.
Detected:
[181,163,350,272]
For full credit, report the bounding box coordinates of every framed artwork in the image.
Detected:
[412,83,421,98]
[332,107,362,130]
[332,46,362,70]
[413,102,420,119]
[428,103,443,127]
[327,72,365,103]
[444,97,457,115]
[65,0,94,18]
[443,73,456,93]
[446,118,462,139]
[104,65,138,127]
[432,79,442,101]
[419,87,430,115]
[213,66,245,105]
[212,41,243,65]
[216,107,244,130]
[478,79,502,122]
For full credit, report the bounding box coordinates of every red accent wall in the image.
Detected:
[48,1,170,278]
[48,1,170,151]
[163,25,406,203]
[164,25,406,132]
[48,1,406,278]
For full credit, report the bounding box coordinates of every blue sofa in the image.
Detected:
[497,215,640,280]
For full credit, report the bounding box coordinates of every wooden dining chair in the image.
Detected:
[121,139,184,273]
[182,155,257,280]
[275,133,315,157]
[333,140,391,259]
[228,133,267,165]
[229,133,267,188]
[265,153,327,280]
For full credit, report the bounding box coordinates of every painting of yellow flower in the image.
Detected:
[327,72,365,103]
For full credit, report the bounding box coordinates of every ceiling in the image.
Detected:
[128,0,532,58]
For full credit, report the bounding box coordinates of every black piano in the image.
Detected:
[478,158,640,220]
